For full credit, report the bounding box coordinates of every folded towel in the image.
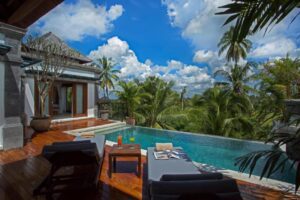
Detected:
[155,143,173,151]
[80,131,95,138]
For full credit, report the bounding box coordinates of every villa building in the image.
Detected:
[0,0,64,150]
[21,32,100,121]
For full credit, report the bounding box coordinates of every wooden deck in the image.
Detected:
[0,118,299,200]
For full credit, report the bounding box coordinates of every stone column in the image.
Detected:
[0,22,26,150]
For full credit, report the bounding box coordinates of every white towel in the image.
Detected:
[155,143,173,151]
[80,131,95,138]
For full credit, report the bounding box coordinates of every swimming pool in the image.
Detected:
[99,126,296,184]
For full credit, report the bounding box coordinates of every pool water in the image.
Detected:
[101,126,296,184]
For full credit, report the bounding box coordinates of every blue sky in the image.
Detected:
[67,0,194,66]
[29,0,300,95]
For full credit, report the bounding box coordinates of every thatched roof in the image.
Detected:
[36,32,92,64]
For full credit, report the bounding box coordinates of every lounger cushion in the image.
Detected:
[52,140,91,146]
[42,142,99,161]
[150,179,242,200]
[160,173,223,181]
[147,147,200,182]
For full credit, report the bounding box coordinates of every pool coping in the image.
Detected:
[64,120,126,136]
[134,125,270,145]
[67,125,299,196]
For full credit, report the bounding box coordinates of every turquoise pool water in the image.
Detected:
[101,126,295,184]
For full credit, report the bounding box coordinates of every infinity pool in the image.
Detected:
[99,126,295,184]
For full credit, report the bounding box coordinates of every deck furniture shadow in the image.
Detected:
[109,144,142,177]
[33,134,105,197]
[147,147,242,200]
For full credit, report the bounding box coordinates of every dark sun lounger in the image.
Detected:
[147,147,242,200]
[33,135,105,197]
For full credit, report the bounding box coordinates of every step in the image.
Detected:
[65,121,126,136]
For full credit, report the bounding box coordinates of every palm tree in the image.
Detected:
[235,123,300,192]
[217,1,300,41]
[262,55,300,99]
[98,57,120,98]
[201,87,254,137]
[115,81,142,119]
[138,77,186,129]
[213,62,256,95]
[218,26,252,63]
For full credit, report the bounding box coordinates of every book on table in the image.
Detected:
[153,150,181,160]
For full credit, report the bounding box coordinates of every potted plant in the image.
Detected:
[23,35,76,132]
[116,81,141,126]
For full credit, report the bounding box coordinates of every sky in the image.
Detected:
[29,0,300,96]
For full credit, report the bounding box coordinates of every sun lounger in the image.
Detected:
[33,134,105,197]
[147,147,242,200]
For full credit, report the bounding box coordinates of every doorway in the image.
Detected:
[47,81,87,118]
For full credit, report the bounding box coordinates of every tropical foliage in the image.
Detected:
[260,56,300,99]
[235,122,300,192]
[217,0,300,41]
[217,1,300,191]
[115,81,142,118]
[200,87,253,137]
[213,62,256,95]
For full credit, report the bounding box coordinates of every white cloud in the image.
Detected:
[162,0,231,50]
[89,36,151,79]
[145,59,153,66]
[193,50,215,63]
[30,0,124,41]
[89,37,213,96]
[250,37,297,58]
[89,36,130,63]
[193,50,226,72]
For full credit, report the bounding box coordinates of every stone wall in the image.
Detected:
[0,61,4,148]
[284,99,300,116]
[0,22,26,150]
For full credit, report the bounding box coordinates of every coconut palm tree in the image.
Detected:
[217,1,300,41]
[201,87,254,137]
[213,62,256,95]
[98,57,120,98]
[262,55,300,99]
[218,26,252,63]
[138,77,186,129]
[115,81,142,119]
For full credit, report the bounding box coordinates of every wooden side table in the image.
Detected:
[109,144,141,178]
